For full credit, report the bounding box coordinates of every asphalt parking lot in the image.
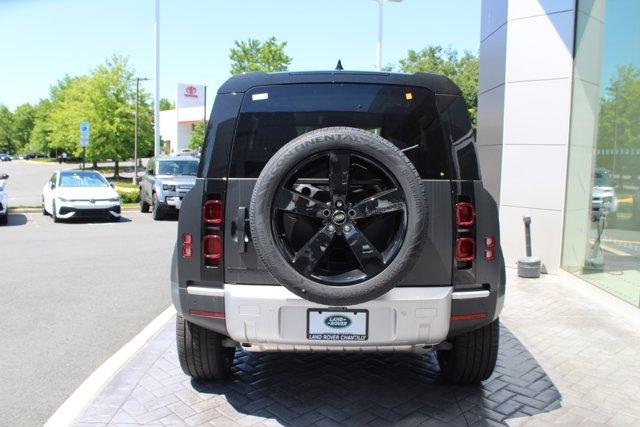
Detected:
[0,210,175,426]
[0,159,143,206]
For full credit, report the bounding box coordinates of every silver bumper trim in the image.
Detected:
[451,290,490,300]
[224,284,453,351]
[186,286,225,297]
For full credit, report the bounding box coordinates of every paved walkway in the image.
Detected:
[74,271,640,426]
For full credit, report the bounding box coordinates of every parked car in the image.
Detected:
[139,156,198,220]
[171,71,505,384]
[0,173,8,225]
[591,167,618,221]
[0,153,12,161]
[176,148,196,157]
[41,169,121,222]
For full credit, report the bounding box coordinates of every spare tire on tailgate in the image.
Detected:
[250,127,427,306]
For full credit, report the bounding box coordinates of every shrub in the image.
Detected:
[116,187,139,203]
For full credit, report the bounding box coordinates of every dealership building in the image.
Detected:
[159,84,209,155]
[478,0,640,306]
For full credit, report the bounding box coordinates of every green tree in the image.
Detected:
[0,105,14,153]
[30,99,53,154]
[596,64,640,176]
[393,45,479,124]
[160,98,174,111]
[229,37,292,75]
[189,121,206,149]
[12,103,36,152]
[47,56,154,176]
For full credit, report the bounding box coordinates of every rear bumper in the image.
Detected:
[185,284,454,352]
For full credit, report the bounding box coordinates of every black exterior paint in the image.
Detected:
[173,71,505,340]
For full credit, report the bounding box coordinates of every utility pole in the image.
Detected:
[612,84,619,179]
[372,0,402,71]
[131,77,150,185]
[203,85,207,145]
[154,0,161,156]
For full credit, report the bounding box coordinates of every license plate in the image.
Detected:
[307,309,368,341]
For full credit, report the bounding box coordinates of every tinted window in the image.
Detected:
[229,84,449,179]
[59,171,108,187]
[438,95,478,180]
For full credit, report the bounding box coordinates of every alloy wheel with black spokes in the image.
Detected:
[251,127,427,306]
[271,150,408,285]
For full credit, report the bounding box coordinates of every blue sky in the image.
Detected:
[0,0,481,111]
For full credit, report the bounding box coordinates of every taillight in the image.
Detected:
[455,202,475,227]
[484,235,496,261]
[203,197,223,267]
[455,237,475,262]
[181,232,192,258]
[203,234,222,260]
[203,200,223,224]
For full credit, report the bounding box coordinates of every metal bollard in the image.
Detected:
[518,216,541,278]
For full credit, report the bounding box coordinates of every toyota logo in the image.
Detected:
[89,199,95,204]
[185,86,197,95]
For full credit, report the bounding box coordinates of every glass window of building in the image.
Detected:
[563,0,640,306]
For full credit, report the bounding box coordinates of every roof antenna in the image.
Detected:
[335,60,343,71]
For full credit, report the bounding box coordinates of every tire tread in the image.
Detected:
[438,319,499,384]
[176,315,234,380]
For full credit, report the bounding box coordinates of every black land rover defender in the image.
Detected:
[172,71,505,384]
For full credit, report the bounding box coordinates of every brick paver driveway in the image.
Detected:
[74,271,640,426]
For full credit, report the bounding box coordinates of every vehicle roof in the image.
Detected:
[152,155,198,161]
[217,71,462,96]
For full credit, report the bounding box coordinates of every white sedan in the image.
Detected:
[0,173,8,225]
[42,169,122,222]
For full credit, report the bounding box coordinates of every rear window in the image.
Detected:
[229,83,450,179]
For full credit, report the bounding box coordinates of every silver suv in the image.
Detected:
[139,156,198,220]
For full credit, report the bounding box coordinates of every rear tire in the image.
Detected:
[152,193,163,221]
[42,198,49,216]
[140,191,150,213]
[0,214,7,225]
[176,315,235,379]
[437,319,499,384]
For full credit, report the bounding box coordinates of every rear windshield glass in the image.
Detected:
[157,160,198,176]
[59,171,108,187]
[229,83,449,179]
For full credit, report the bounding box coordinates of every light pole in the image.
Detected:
[131,77,150,185]
[203,85,207,145]
[154,0,160,156]
[372,0,402,71]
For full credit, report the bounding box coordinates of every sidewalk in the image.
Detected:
[73,271,640,426]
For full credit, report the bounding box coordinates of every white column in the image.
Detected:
[478,0,576,273]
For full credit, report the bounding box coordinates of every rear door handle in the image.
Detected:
[237,206,248,253]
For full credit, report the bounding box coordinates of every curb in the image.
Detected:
[44,306,176,427]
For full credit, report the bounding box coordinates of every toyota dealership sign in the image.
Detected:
[177,83,205,109]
